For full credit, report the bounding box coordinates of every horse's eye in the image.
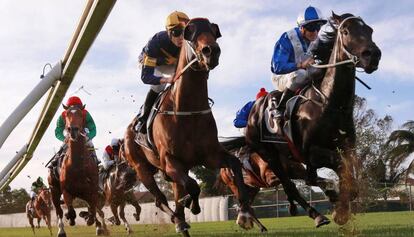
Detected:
[342,29,349,36]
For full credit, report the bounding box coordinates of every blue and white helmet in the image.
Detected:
[297,6,327,27]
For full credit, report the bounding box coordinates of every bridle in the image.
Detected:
[311,16,362,69]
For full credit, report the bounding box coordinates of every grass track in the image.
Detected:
[0,211,413,237]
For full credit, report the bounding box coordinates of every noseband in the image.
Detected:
[312,16,362,69]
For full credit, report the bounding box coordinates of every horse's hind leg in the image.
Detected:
[119,202,133,234]
[37,217,41,228]
[171,182,191,234]
[27,215,35,234]
[45,213,53,236]
[110,203,121,225]
[49,174,66,237]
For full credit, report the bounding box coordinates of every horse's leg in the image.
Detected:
[49,186,66,237]
[164,154,200,216]
[263,150,330,228]
[171,182,191,234]
[37,217,41,228]
[110,203,121,225]
[126,191,141,221]
[27,215,35,234]
[96,208,109,236]
[119,202,133,234]
[62,191,76,226]
[216,151,254,230]
[45,212,53,236]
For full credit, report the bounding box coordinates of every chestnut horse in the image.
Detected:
[48,105,104,237]
[245,12,381,226]
[26,188,52,236]
[218,146,337,232]
[124,18,254,236]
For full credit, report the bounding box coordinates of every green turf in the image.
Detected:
[0,211,413,237]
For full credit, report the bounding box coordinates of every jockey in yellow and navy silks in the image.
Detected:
[270,6,327,131]
[48,96,97,168]
[134,11,190,134]
[234,88,269,128]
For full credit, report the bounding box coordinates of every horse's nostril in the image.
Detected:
[202,46,212,57]
[361,50,372,58]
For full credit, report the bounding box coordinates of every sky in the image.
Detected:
[0,0,413,191]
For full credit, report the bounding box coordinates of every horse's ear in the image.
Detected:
[211,23,222,39]
[81,104,86,110]
[184,23,197,41]
[62,104,68,110]
[331,11,341,25]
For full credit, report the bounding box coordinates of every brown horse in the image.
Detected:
[26,188,53,236]
[245,12,381,226]
[97,160,141,234]
[124,18,254,236]
[48,105,105,237]
[218,146,337,231]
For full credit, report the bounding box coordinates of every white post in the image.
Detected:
[0,62,62,149]
[0,144,28,188]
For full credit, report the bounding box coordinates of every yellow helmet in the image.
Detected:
[165,11,189,30]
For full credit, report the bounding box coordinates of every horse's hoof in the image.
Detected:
[190,203,201,215]
[260,226,268,233]
[58,232,67,237]
[236,212,254,230]
[175,222,191,233]
[86,218,94,226]
[133,213,140,221]
[96,227,105,236]
[79,211,88,218]
[315,215,330,228]
[115,220,121,226]
[69,219,75,226]
[289,204,298,216]
[333,209,350,225]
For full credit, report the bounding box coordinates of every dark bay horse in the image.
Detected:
[97,160,141,234]
[48,105,104,237]
[218,147,337,231]
[26,188,52,236]
[124,18,254,236]
[246,12,381,226]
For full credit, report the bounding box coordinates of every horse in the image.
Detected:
[96,160,141,235]
[47,105,105,237]
[124,18,255,236]
[217,145,337,232]
[245,12,381,226]
[26,188,53,236]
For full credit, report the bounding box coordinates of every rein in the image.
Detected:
[172,40,202,83]
[311,16,361,69]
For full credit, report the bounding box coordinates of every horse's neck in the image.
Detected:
[67,138,86,164]
[320,39,356,110]
[172,44,210,111]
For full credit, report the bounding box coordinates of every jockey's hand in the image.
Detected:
[160,76,173,84]
[298,57,315,69]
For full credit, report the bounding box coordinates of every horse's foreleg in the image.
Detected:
[45,213,53,236]
[119,202,132,234]
[37,217,41,228]
[96,208,108,235]
[27,215,35,234]
[127,193,141,222]
[49,182,65,237]
[62,191,76,226]
[110,203,121,225]
[264,151,330,228]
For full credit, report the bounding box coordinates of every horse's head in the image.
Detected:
[332,12,382,73]
[39,188,52,208]
[62,104,85,141]
[183,18,222,70]
[114,161,137,191]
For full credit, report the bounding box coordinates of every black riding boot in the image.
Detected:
[274,89,295,129]
[135,89,158,134]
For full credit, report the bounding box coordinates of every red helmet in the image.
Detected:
[256,88,268,100]
[66,96,83,107]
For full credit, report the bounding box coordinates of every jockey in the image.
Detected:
[134,11,190,134]
[48,96,97,168]
[271,6,327,126]
[30,177,46,213]
[100,138,121,171]
[233,88,268,128]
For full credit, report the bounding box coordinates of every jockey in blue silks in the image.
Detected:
[134,11,190,134]
[270,6,327,131]
[234,88,268,128]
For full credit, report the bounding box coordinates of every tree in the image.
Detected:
[191,166,220,197]
[386,120,414,182]
[0,185,29,214]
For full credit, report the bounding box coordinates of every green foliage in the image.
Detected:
[191,166,221,197]
[0,185,29,214]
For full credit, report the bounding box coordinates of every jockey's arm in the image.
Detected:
[100,146,114,169]
[271,34,298,75]
[85,111,96,140]
[55,115,65,142]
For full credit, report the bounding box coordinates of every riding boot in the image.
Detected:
[274,89,295,127]
[134,89,159,134]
